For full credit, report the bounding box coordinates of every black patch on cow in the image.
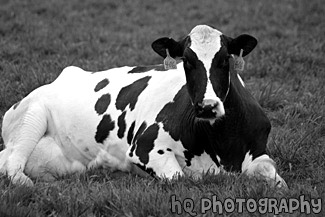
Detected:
[13,100,21,110]
[127,121,136,145]
[128,65,167,73]
[116,76,151,111]
[184,150,194,166]
[117,111,126,139]
[135,123,159,165]
[156,85,213,163]
[167,148,172,152]
[95,93,111,115]
[129,121,147,157]
[135,163,157,177]
[94,78,109,92]
[182,49,207,105]
[156,85,198,149]
[157,150,164,155]
[95,114,115,143]
[209,47,231,102]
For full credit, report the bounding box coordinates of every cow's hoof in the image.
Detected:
[270,174,288,190]
[275,176,288,189]
[11,172,34,187]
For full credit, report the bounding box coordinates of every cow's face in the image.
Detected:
[152,25,257,121]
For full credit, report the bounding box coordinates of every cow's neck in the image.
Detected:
[201,70,270,172]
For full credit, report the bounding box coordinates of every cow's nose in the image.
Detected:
[201,99,219,110]
[196,99,219,118]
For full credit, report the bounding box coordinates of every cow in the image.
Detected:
[0,25,286,188]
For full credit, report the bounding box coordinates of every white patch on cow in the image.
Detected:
[189,25,225,118]
[189,25,222,63]
[204,81,224,114]
[241,152,287,188]
[237,74,245,87]
[180,152,221,179]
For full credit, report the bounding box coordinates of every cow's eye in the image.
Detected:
[221,57,229,67]
[182,57,195,69]
[181,57,189,64]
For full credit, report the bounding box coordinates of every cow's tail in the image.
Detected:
[0,101,48,185]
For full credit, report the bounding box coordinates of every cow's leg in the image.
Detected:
[0,103,48,186]
[24,136,87,181]
[241,153,287,188]
[145,148,184,179]
[129,149,184,179]
[127,125,184,179]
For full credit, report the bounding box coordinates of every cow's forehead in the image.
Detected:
[188,25,222,61]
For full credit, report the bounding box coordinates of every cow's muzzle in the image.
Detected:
[195,99,220,119]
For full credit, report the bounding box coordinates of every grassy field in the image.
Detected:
[0,0,324,216]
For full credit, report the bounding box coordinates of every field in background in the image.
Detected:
[0,0,324,216]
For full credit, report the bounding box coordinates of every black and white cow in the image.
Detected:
[0,25,286,187]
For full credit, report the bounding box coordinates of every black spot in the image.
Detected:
[95,93,111,115]
[135,163,157,177]
[182,49,207,106]
[157,150,164,155]
[13,100,21,110]
[127,121,136,145]
[84,147,89,152]
[128,65,167,73]
[155,85,207,159]
[94,78,109,92]
[129,121,147,157]
[155,84,214,168]
[117,111,126,139]
[116,76,151,111]
[156,85,191,142]
[167,148,172,152]
[184,150,194,167]
[135,123,159,165]
[95,114,115,143]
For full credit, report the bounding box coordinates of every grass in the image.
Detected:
[0,0,324,216]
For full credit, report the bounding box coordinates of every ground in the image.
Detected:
[0,0,324,216]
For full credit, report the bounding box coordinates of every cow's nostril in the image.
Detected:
[195,99,221,119]
[202,104,214,111]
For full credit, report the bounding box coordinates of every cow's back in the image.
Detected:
[5,64,185,170]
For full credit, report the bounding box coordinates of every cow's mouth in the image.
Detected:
[195,103,225,124]
[195,104,220,119]
[196,109,217,119]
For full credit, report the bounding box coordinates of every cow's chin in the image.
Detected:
[195,111,224,125]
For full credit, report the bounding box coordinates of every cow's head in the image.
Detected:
[152,25,257,122]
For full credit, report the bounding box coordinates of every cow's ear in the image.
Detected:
[223,34,257,57]
[151,37,185,58]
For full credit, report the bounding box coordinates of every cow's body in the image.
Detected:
[0,25,286,187]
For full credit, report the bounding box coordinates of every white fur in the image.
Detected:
[242,152,287,188]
